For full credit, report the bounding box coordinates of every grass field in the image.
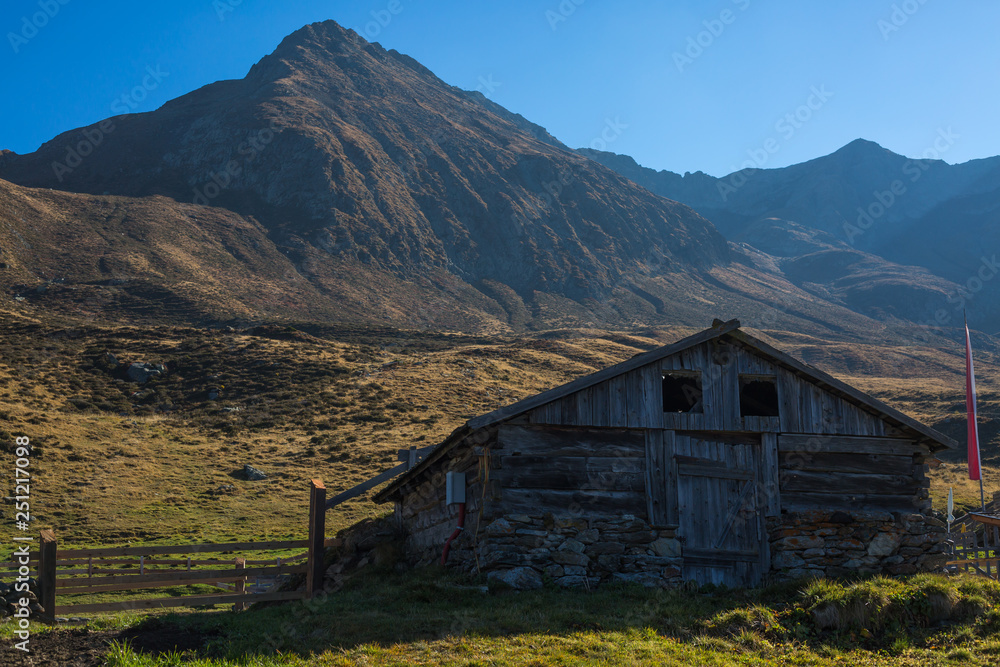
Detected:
[6,570,1000,665]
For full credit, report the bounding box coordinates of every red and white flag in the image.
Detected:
[966,317,982,481]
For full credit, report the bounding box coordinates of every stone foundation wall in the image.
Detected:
[474,513,683,589]
[768,510,949,579]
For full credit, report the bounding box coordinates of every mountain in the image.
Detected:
[0,22,735,326]
[579,142,1000,330]
[0,19,912,338]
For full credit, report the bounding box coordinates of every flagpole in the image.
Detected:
[966,311,986,512]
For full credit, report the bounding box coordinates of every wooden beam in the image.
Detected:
[55,562,308,589]
[678,463,753,481]
[780,470,917,495]
[307,479,327,598]
[397,445,435,464]
[777,434,918,456]
[57,589,307,614]
[969,513,1000,528]
[327,463,407,508]
[233,558,247,611]
[56,572,291,596]
[38,530,56,624]
[56,539,316,559]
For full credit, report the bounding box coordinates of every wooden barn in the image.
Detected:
[373,320,956,588]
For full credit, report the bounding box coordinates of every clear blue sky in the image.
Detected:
[3,0,999,177]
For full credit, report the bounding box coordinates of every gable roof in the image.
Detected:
[374,319,957,502]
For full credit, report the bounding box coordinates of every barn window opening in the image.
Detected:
[739,376,779,417]
[662,372,703,413]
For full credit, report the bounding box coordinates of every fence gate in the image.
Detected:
[947,513,1000,579]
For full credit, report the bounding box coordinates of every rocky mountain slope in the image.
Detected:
[0,19,922,339]
[580,142,1000,330]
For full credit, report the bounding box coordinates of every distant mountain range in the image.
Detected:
[579,141,1000,331]
[0,20,992,342]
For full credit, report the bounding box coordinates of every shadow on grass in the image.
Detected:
[107,567,1000,663]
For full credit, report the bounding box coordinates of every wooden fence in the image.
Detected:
[0,479,332,622]
[947,513,1000,579]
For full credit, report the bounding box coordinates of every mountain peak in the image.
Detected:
[831,138,895,159]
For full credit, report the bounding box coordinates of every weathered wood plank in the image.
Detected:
[625,368,643,427]
[777,368,801,433]
[678,463,753,481]
[780,469,917,495]
[497,425,645,457]
[781,492,919,512]
[663,429,679,526]
[608,375,628,427]
[499,488,646,515]
[778,451,915,476]
[777,434,918,456]
[496,456,644,472]
[591,382,610,428]
[493,456,644,492]
[494,470,645,492]
[56,539,317,559]
[761,433,780,517]
[645,430,667,527]
[59,590,306,614]
[645,364,665,429]
[56,562,309,589]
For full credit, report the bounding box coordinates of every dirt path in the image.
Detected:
[0,623,214,666]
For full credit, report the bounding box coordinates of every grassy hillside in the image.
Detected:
[1,317,999,665]
[0,318,996,553]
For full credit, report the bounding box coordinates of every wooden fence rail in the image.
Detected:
[26,479,332,622]
[947,513,1000,580]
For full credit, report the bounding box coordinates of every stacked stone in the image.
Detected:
[480,513,682,590]
[0,578,44,620]
[767,510,948,579]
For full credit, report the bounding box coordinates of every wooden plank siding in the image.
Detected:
[777,434,927,512]
[526,362,664,429]
[494,425,648,517]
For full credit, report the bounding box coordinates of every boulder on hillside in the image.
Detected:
[127,362,166,383]
[243,464,267,481]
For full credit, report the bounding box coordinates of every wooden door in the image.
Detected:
[675,433,766,587]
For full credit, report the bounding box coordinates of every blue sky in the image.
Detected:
[2,0,998,177]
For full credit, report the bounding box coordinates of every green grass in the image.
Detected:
[14,570,1000,666]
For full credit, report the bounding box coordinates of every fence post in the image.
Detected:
[38,529,57,623]
[234,558,247,611]
[306,479,326,598]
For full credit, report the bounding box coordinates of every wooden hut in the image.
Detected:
[374,319,956,588]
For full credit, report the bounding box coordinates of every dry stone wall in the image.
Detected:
[767,510,949,579]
